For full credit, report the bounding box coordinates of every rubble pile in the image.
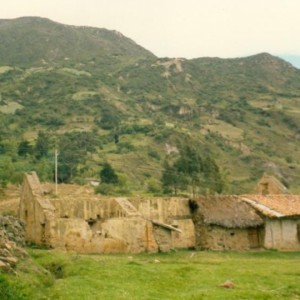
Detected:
[0,216,27,272]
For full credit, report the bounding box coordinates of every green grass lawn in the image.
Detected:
[2,250,300,300]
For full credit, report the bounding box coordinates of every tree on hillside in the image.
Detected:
[18,140,33,157]
[0,158,15,187]
[161,160,184,195]
[55,131,99,183]
[98,107,120,130]
[34,131,50,160]
[202,156,224,193]
[174,145,203,196]
[100,163,119,184]
[161,144,224,196]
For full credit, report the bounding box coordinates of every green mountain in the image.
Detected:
[0,17,154,67]
[0,17,299,194]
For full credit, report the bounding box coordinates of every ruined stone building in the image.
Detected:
[19,172,195,253]
[19,172,300,253]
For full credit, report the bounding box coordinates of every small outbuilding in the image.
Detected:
[193,196,264,250]
[242,195,300,251]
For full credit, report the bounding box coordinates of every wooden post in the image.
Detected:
[55,149,58,195]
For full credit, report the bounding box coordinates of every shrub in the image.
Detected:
[147,178,162,194]
[100,163,118,184]
[148,149,161,160]
[116,142,135,154]
[95,183,116,195]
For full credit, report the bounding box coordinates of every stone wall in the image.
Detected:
[0,216,25,246]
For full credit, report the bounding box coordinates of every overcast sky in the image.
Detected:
[2,0,300,60]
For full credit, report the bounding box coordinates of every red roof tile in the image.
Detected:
[241,195,300,217]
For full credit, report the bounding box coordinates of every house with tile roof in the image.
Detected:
[193,193,300,251]
[241,195,300,250]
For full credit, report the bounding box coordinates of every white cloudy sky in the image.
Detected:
[2,0,300,59]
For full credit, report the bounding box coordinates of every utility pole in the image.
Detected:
[55,149,59,195]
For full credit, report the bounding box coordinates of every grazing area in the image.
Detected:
[1,249,300,299]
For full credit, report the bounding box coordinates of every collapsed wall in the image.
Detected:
[19,172,195,253]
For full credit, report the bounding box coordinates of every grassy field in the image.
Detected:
[1,249,300,300]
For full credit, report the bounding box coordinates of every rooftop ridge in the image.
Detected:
[241,197,284,218]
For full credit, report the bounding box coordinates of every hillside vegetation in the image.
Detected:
[0,17,299,194]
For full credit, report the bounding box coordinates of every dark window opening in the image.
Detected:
[86,218,96,226]
[262,183,269,195]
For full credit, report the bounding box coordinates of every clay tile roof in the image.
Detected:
[196,195,264,228]
[241,195,300,218]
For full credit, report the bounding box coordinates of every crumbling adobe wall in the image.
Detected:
[171,219,195,249]
[49,197,121,220]
[130,197,191,222]
[152,225,172,252]
[47,217,158,254]
[49,195,195,252]
[130,196,195,249]
[19,172,196,253]
[19,172,55,245]
[100,217,158,253]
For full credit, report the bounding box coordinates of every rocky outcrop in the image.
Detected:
[0,216,27,272]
